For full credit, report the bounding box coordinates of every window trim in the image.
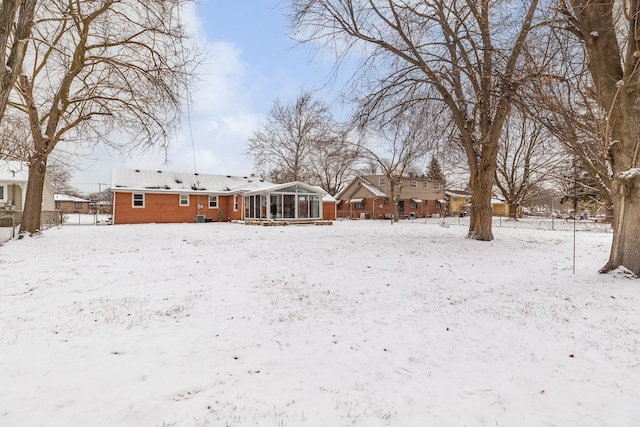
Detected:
[379,178,386,187]
[233,195,238,211]
[132,193,145,208]
[208,195,218,208]
[434,183,441,191]
[423,181,428,189]
[0,184,5,201]
[179,194,189,206]
[410,179,417,188]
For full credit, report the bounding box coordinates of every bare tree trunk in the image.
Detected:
[388,173,399,224]
[600,114,640,274]
[469,168,494,240]
[508,204,519,220]
[20,157,46,234]
[563,0,640,276]
[603,180,640,273]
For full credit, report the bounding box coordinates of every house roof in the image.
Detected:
[445,189,472,197]
[335,176,388,200]
[0,161,29,182]
[55,194,90,203]
[359,178,388,197]
[242,181,327,196]
[110,168,274,194]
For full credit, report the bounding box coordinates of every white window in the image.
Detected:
[132,193,145,207]
[180,194,189,206]
[379,178,386,186]
[209,195,218,208]
[394,180,401,187]
[411,180,417,188]
[434,183,441,190]
[423,181,428,189]
[0,185,5,200]
[233,195,238,211]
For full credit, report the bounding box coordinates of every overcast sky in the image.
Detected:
[71,0,349,193]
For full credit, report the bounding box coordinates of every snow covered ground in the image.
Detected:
[1,219,638,426]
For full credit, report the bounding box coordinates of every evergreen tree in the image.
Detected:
[426,157,445,181]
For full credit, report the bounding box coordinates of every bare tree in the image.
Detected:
[6,0,197,234]
[536,69,613,221]
[494,110,566,219]
[306,130,360,195]
[247,89,359,192]
[290,0,548,240]
[557,0,640,275]
[0,0,37,124]
[45,159,75,195]
[248,90,329,182]
[355,107,434,223]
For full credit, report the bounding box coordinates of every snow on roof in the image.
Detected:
[0,161,29,182]
[445,189,472,197]
[243,181,327,196]
[110,168,273,194]
[359,179,388,198]
[305,184,337,202]
[55,194,91,203]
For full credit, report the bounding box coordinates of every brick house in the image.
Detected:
[111,168,336,224]
[55,194,91,214]
[335,175,446,219]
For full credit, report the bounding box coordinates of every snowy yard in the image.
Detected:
[1,220,638,426]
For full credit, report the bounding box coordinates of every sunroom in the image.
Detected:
[243,182,325,221]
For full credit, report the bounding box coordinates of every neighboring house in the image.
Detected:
[459,198,515,217]
[491,199,513,217]
[111,168,335,225]
[446,189,472,217]
[335,175,446,219]
[55,194,91,214]
[0,161,55,213]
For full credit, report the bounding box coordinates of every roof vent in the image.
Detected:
[157,170,162,173]
[227,175,231,178]
[194,172,199,176]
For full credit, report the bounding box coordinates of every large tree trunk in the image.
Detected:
[566,0,640,276]
[508,203,519,220]
[20,157,47,234]
[602,175,640,274]
[600,111,640,275]
[469,168,495,240]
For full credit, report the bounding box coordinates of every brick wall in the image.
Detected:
[337,198,443,219]
[57,201,90,214]
[113,192,240,224]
